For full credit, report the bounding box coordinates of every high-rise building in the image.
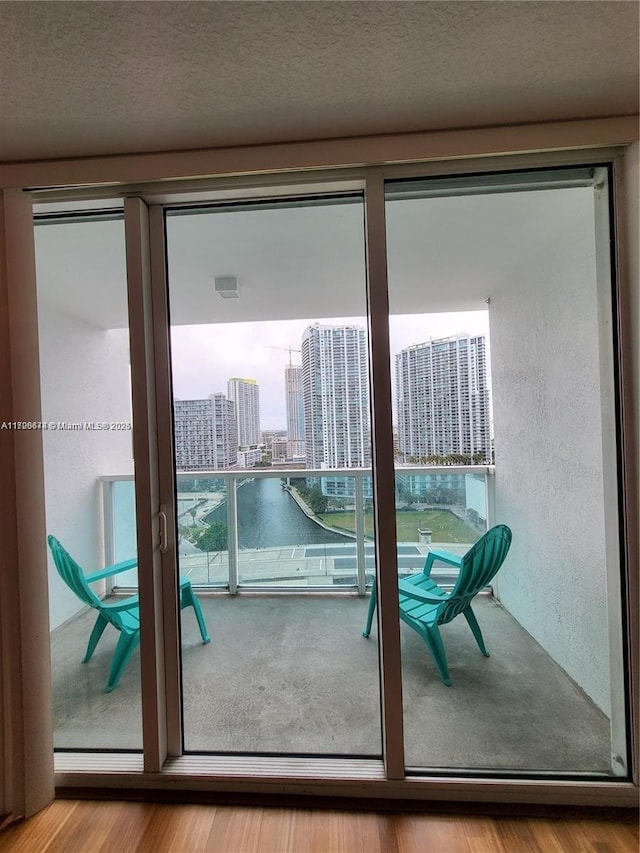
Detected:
[395,334,490,463]
[174,393,238,470]
[301,324,370,469]
[210,393,239,468]
[227,377,260,448]
[285,364,305,458]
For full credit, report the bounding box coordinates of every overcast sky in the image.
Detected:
[171,310,489,431]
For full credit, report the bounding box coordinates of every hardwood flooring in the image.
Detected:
[0,800,637,852]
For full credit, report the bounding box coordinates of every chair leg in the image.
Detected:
[181,584,210,644]
[105,630,140,693]
[83,613,109,662]
[463,605,489,657]
[422,624,452,686]
[362,585,377,638]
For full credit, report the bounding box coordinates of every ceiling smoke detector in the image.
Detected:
[215,276,239,298]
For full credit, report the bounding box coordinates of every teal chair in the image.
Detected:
[48,535,210,692]
[363,524,512,685]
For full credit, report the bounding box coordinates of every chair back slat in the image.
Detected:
[47,535,102,609]
[438,524,512,624]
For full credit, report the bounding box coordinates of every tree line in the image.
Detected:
[401,452,485,465]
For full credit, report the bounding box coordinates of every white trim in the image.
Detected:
[22,144,633,209]
[52,756,638,807]
[1,116,636,191]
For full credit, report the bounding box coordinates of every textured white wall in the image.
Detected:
[490,187,612,714]
[38,301,133,629]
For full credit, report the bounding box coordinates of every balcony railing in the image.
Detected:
[101,465,495,593]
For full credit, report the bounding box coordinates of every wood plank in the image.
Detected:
[133,804,216,853]
[0,801,76,853]
[204,805,265,853]
[394,814,470,853]
[0,800,637,853]
[495,817,544,853]
[463,815,505,853]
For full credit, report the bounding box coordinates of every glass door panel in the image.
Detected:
[385,172,626,775]
[35,211,143,749]
[165,196,382,755]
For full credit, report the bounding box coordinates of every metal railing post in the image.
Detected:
[355,473,366,595]
[485,468,496,529]
[102,477,115,594]
[227,475,239,594]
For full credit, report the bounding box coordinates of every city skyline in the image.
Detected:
[171,311,490,431]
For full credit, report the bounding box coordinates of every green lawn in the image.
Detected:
[318,509,479,544]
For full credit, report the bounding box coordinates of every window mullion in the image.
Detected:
[124,198,168,771]
[363,172,405,780]
[149,205,183,758]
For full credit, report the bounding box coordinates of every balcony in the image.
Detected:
[49,467,614,774]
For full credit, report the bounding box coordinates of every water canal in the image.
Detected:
[205,476,351,549]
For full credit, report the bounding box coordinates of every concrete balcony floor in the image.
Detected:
[51,594,612,774]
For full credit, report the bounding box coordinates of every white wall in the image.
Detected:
[38,300,133,629]
[490,186,612,714]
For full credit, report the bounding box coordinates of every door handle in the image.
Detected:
[158,507,169,554]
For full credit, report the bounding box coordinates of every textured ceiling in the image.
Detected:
[1,1,638,163]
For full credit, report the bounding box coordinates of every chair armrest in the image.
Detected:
[102,594,140,612]
[423,548,463,578]
[85,557,138,583]
[399,583,451,606]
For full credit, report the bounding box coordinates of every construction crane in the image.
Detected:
[265,345,301,366]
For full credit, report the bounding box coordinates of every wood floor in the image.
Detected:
[0,800,638,852]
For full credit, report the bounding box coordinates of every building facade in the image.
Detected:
[174,393,238,470]
[285,363,305,458]
[301,324,371,470]
[395,334,491,463]
[227,377,260,448]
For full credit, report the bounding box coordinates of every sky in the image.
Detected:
[170,310,489,431]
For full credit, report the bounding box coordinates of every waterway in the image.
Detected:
[204,476,351,548]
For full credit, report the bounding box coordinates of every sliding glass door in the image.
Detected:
[164,195,383,756]
[36,209,143,749]
[39,164,629,787]
[384,169,627,775]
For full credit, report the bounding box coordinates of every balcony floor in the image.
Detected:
[51,595,612,774]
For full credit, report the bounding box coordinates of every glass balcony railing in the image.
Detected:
[101,466,494,592]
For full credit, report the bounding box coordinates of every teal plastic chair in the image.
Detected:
[48,535,210,692]
[363,524,512,685]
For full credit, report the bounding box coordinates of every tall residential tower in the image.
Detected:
[227,377,260,448]
[301,324,370,469]
[395,334,490,462]
[174,393,238,470]
[285,363,305,457]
